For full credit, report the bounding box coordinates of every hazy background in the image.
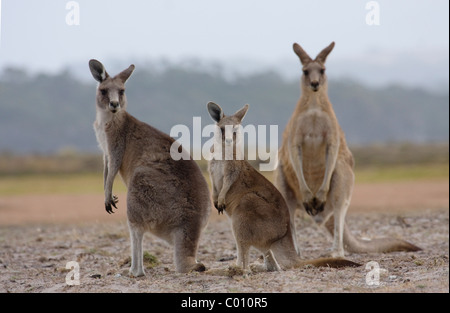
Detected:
[0,0,448,154]
[1,1,449,88]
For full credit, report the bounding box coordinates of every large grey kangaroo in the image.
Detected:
[207,101,360,271]
[275,42,421,257]
[89,60,211,276]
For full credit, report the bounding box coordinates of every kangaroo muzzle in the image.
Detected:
[109,101,120,113]
[310,81,319,91]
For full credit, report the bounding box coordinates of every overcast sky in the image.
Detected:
[0,0,448,89]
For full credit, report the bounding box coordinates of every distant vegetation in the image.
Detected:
[0,143,447,177]
[0,63,448,154]
[0,143,448,196]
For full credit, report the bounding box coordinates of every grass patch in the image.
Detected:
[0,163,447,196]
[119,251,160,269]
[355,163,449,183]
[260,163,448,185]
[0,173,126,196]
[143,251,160,268]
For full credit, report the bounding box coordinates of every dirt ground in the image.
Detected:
[0,180,448,293]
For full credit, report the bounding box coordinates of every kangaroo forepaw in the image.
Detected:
[215,201,226,215]
[214,201,221,214]
[303,198,325,216]
[105,195,119,214]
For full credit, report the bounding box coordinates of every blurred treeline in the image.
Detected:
[0,143,447,176]
[0,62,448,154]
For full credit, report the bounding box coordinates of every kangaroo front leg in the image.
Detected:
[217,183,231,214]
[104,154,120,214]
[103,154,109,190]
[217,163,238,213]
[316,138,339,205]
[211,178,221,214]
[288,143,315,213]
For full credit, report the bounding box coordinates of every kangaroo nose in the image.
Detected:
[311,81,319,89]
[109,101,120,111]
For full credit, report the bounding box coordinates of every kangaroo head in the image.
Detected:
[293,42,335,93]
[89,59,135,114]
[207,102,249,157]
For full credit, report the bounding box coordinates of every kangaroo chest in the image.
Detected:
[298,108,336,191]
[94,110,124,156]
[298,108,332,147]
[209,160,225,191]
[94,120,108,155]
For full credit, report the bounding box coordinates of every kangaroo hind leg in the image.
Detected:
[315,162,354,258]
[128,222,145,277]
[274,164,302,257]
[173,225,205,273]
[235,240,251,270]
[263,250,281,272]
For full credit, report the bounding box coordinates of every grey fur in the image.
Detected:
[89,59,211,276]
[207,102,360,271]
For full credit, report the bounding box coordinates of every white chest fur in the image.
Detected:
[209,160,224,192]
[94,121,107,154]
[94,110,112,155]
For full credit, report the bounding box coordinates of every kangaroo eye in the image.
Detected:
[100,89,107,96]
[119,89,125,96]
[320,69,325,74]
[303,70,309,76]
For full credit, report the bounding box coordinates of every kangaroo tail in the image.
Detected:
[298,257,361,268]
[325,219,422,254]
[270,229,361,269]
[269,228,301,269]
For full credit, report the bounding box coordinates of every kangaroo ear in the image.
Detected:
[207,102,224,123]
[117,64,135,84]
[293,43,312,65]
[89,59,109,83]
[234,104,249,122]
[315,42,335,64]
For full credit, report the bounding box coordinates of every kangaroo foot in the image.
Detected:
[303,197,325,216]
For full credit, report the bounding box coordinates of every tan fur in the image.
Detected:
[207,102,360,271]
[89,60,211,276]
[275,43,421,257]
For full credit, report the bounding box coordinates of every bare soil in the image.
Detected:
[0,180,448,293]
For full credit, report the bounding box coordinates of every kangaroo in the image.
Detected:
[207,101,360,271]
[89,59,211,277]
[275,42,421,257]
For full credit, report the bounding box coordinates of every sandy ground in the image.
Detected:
[0,180,448,293]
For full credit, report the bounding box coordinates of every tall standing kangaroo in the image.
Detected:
[275,42,421,257]
[89,60,211,277]
[207,102,360,271]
